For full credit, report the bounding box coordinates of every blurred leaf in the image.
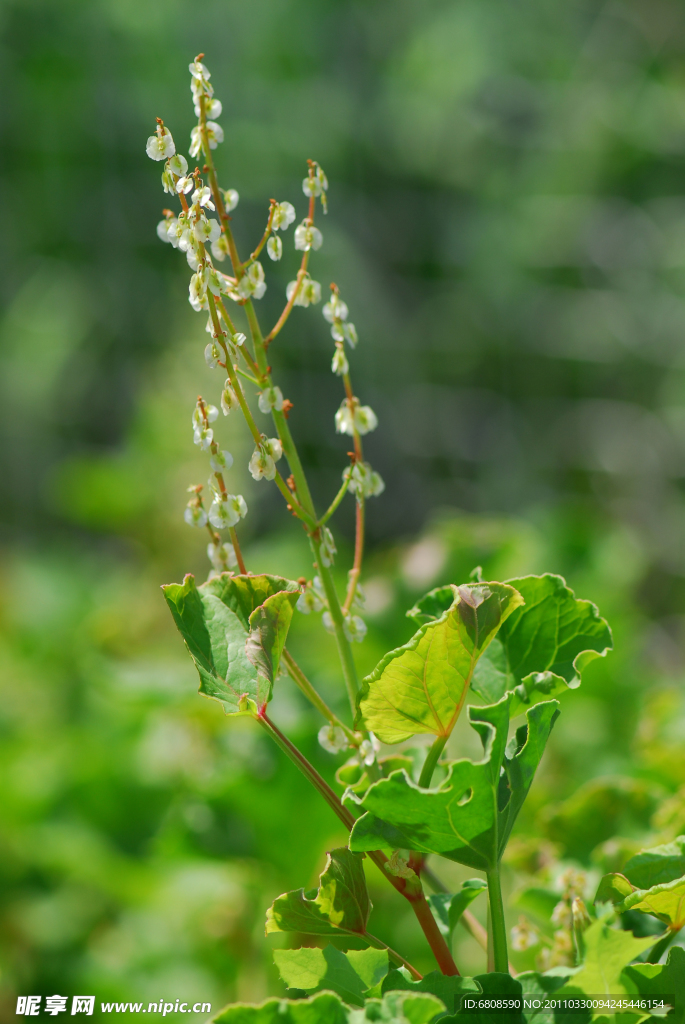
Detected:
[266,849,370,938]
[378,969,480,1013]
[349,696,559,871]
[511,887,562,928]
[557,919,659,997]
[246,589,300,689]
[358,582,523,744]
[406,586,454,625]
[471,575,612,717]
[212,991,349,1023]
[622,947,685,1024]
[619,876,685,931]
[594,873,636,905]
[443,973,525,1023]
[622,836,685,888]
[428,880,487,942]
[273,946,388,1006]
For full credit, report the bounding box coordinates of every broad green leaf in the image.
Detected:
[378,969,481,1013]
[246,589,300,689]
[594,873,636,906]
[619,876,685,930]
[349,695,559,872]
[622,836,685,889]
[516,968,579,1024]
[212,991,349,1024]
[349,992,446,1024]
[429,880,487,942]
[336,756,415,797]
[443,973,526,1023]
[266,848,371,938]
[557,919,659,998]
[162,573,299,714]
[273,946,388,1007]
[470,574,612,717]
[623,946,684,1024]
[358,582,523,744]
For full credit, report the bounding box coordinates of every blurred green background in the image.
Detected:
[2,0,685,1016]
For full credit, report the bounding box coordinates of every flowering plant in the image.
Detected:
[148,56,685,1022]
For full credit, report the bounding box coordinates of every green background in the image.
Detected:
[1,0,685,1017]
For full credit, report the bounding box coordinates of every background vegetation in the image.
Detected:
[1,0,685,1017]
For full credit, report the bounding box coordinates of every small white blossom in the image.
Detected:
[207,540,237,571]
[221,382,238,415]
[194,426,213,450]
[267,235,282,261]
[358,733,379,766]
[176,175,194,194]
[258,386,284,414]
[146,127,175,161]
[211,235,230,262]
[323,294,349,324]
[210,449,233,474]
[346,461,385,498]
[194,216,221,245]
[189,270,208,311]
[294,221,323,252]
[319,526,336,567]
[186,249,199,271]
[189,59,211,82]
[318,725,349,754]
[335,399,378,436]
[208,493,247,529]
[271,201,296,230]
[165,217,180,247]
[157,218,173,243]
[189,126,203,159]
[343,614,367,643]
[302,163,328,210]
[238,261,266,300]
[205,121,224,147]
[223,188,239,211]
[264,437,282,460]
[297,582,325,614]
[344,323,358,347]
[331,345,349,376]
[511,917,539,952]
[286,275,321,307]
[168,154,188,177]
[204,341,222,369]
[194,96,222,119]
[161,168,176,194]
[192,185,215,210]
[249,446,274,481]
[184,502,207,527]
[231,332,246,347]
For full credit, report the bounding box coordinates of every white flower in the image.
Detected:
[358,733,379,766]
[190,126,203,159]
[189,271,208,311]
[319,526,336,567]
[194,96,222,119]
[192,185,215,210]
[211,235,230,262]
[207,540,237,571]
[249,446,275,481]
[238,261,266,300]
[184,502,207,527]
[164,217,180,247]
[346,461,385,498]
[204,341,222,369]
[318,725,348,754]
[258,386,284,414]
[176,174,194,194]
[272,201,296,230]
[210,449,233,474]
[267,235,282,261]
[221,382,238,415]
[168,154,188,177]
[161,168,176,194]
[303,175,322,197]
[193,426,213,450]
[207,267,224,296]
[205,121,224,148]
[286,275,321,307]
[344,323,358,347]
[223,188,239,211]
[331,345,348,376]
[194,216,221,245]
[343,614,367,643]
[335,399,377,436]
[297,583,325,614]
[146,127,175,161]
[209,493,247,529]
[323,294,348,324]
[231,332,246,347]
[192,401,218,429]
[189,59,211,82]
[264,437,282,460]
[294,221,323,252]
[157,218,173,243]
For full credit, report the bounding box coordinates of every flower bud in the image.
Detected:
[210,450,233,474]
[297,583,325,615]
[343,614,367,643]
[318,725,348,754]
[223,188,239,211]
[319,526,336,567]
[331,345,349,376]
[207,540,238,571]
[184,502,207,528]
[204,341,222,369]
[221,383,238,415]
[267,235,282,261]
[323,294,348,324]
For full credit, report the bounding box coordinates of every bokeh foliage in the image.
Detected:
[1,0,685,1017]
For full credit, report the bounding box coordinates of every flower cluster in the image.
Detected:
[185,397,248,541]
[344,460,385,499]
[249,437,283,482]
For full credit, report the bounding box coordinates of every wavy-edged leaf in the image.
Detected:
[429,880,487,943]
[594,873,635,906]
[623,946,684,1024]
[349,695,559,871]
[556,918,660,998]
[350,992,445,1024]
[619,876,685,931]
[471,574,612,717]
[378,969,481,1013]
[358,583,523,744]
[622,836,685,889]
[266,848,370,938]
[336,756,415,797]
[273,946,388,1007]
[212,991,349,1024]
[162,573,300,714]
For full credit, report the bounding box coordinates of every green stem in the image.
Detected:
[409,893,460,976]
[487,866,509,974]
[282,649,357,744]
[256,712,356,832]
[364,931,422,980]
[318,474,351,526]
[418,735,448,789]
[315,553,360,718]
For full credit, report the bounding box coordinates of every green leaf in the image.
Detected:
[511,887,562,929]
[246,589,300,689]
[349,992,446,1024]
[516,969,580,1024]
[622,946,684,1024]
[619,876,685,930]
[429,880,488,942]
[594,873,636,906]
[266,848,371,938]
[162,573,300,714]
[622,836,685,889]
[379,969,481,1014]
[212,991,349,1024]
[336,756,415,797]
[273,946,388,1007]
[406,586,455,626]
[470,574,612,717]
[557,918,660,998]
[358,582,524,744]
[443,973,526,1023]
[349,695,559,872]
